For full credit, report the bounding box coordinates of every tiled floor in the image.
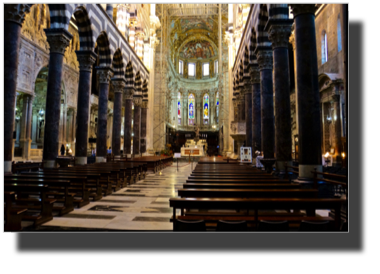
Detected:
[40,162,193,231]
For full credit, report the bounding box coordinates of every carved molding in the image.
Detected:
[97,68,113,84]
[44,29,72,54]
[268,25,292,49]
[111,79,126,93]
[291,4,317,18]
[256,50,273,71]
[249,66,260,84]
[76,51,97,72]
[133,96,143,107]
[4,4,31,25]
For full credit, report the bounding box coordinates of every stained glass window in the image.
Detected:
[178,92,181,125]
[188,93,195,125]
[203,93,209,124]
[322,30,328,64]
[337,15,342,52]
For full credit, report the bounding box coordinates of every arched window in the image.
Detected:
[178,92,181,125]
[337,14,342,52]
[203,93,209,124]
[216,92,219,123]
[322,30,328,64]
[188,93,195,125]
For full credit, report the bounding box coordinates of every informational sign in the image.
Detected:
[174,153,182,158]
[240,147,252,163]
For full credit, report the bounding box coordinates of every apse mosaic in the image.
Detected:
[180,18,214,33]
[180,40,216,59]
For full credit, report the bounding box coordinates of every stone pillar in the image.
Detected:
[71,109,76,155]
[243,83,252,147]
[106,4,113,20]
[141,100,148,153]
[4,4,31,172]
[96,67,113,163]
[268,24,293,172]
[291,4,322,179]
[75,50,97,165]
[133,97,142,156]
[123,87,134,157]
[256,50,275,159]
[183,95,188,126]
[20,94,34,160]
[43,29,72,168]
[250,66,261,152]
[111,79,126,159]
[332,94,342,164]
[238,89,245,121]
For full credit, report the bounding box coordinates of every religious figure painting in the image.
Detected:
[180,18,214,33]
[180,41,215,59]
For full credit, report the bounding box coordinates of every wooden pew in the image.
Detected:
[8,174,90,207]
[4,191,28,231]
[4,178,74,216]
[186,178,290,184]
[42,168,112,196]
[34,170,104,200]
[170,197,344,230]
[183,183,301,189]
[4,183,57,226]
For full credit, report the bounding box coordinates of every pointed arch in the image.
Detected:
[73,6,95,51]
[125,61,134,89]
[142,79,148,101]
[268,4,289,20]
[112,48,124,78]
[250,27,258,65]
[96,31,111,67]
[257,4,271,48]
[134,71,142,97]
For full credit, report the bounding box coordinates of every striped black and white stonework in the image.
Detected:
[125,62,135,89]
[112,48,124,78]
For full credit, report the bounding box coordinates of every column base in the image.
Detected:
[75,156,87,165]
[4,161,12,174]
[96,157,106,163]
[276,160,292,174]
[43,160,57,168]
[298,164,322,180]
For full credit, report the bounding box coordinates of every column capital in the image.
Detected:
[133,96,143,106]
[232,99,239,108]
[290,4,317,18]
[249,65,260,83]
[4,4,31,26]
[256,50,273,71]
[111,78,126,93]
[96,67,114,84]
[268,25,292,49]
[75,50,97,72]
[124,87,135,100]
[44,28,73,55]
[141,100,148,109]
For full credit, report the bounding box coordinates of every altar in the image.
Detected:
[181,139,207,157]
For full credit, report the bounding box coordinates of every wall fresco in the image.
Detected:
[179,40,215,59]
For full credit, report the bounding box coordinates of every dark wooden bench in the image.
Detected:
[183,183,301,189]
[35,170,104,200]
[9,174,90,207]
[43,168,112,196]
[186,178,290,184]
[4,177,74,216]
[4,191,28,231]
[12,162,41,174]
[170,197,344,231]
[4,183,57,226]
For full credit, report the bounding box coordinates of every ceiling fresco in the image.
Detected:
[180,18,214,33]
[179,40,216,59]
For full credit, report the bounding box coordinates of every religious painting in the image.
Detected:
[180,18,214,33]
[180,40,216,59]
[203,94,209,119]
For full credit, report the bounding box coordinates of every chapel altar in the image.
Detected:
[180,139,207,157]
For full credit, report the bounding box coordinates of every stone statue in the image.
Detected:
[194,123,200,142]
